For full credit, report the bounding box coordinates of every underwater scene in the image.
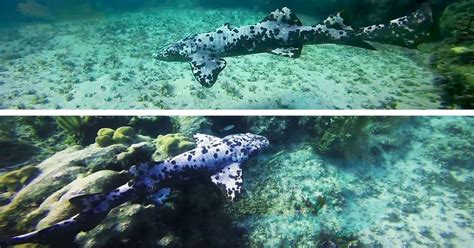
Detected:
[0,116,472,247]
[0,0,473,109]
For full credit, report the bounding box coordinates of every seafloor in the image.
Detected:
[0,8,442,109]
[0,116,472,247]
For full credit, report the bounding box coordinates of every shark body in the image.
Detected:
[1,133,269,247]
[154,5,433,87]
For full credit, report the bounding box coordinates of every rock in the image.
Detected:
[246,117,292,143]
[0,144,129,235]
[33,170,129,229]
[75,204,163,248]
[230,145,349,246]
[116,142,156,164]
[152,133,195,161]
[0,165,39,193]
[171,117,213,138]
[304,117,411,163]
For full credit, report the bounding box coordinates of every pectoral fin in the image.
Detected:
[190,54,227,88]
[210,162,243,201]
[269,46,302,58]
[147,188,171,206]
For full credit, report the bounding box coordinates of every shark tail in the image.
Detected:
[0,184,137,247]
[0,213,103,247]
[356,3,433,48]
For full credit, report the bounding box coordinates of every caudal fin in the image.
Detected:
[0,216,81,246]
[357,3,433,48]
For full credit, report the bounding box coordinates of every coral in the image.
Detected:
[0,166,39,193]
[112,126,136,144]
[95,128,115,147]
[95,126,152,148]
[153,133,195,161]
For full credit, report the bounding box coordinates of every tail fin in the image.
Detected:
[357,3,433,48]
[0,215,83,246]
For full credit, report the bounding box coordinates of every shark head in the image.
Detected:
[153,37,196,62]
[247,133,270,156]
[225,133,270,157]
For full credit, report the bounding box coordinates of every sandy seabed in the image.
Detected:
[0,8,441,109]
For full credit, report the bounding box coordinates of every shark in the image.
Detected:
[153,4,433,88]
[0,133,270,247]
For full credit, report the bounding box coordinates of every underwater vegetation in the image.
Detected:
[0,116,472,247]
[424,0,474,108]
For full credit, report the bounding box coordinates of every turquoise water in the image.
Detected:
[0,116,472,247]
[0,1,467,109]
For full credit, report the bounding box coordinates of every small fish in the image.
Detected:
[222,124,235,131]
[0,133,269,247]
[154,4,433,87]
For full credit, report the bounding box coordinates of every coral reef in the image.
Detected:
[153,133,195,161]
[427,0,474,108]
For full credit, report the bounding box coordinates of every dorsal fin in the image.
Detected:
[261,7,302,26]
[323,12,353,31]
[216,23,232,32]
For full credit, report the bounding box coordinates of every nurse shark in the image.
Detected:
[154,4,433,87]
[0,133,269,246]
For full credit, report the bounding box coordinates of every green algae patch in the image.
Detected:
[0,166,39,192]
[153,133,195,161]
[112,126,137,144]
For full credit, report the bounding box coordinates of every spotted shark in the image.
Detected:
[0,133,269,247]
[153,4,433,88]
